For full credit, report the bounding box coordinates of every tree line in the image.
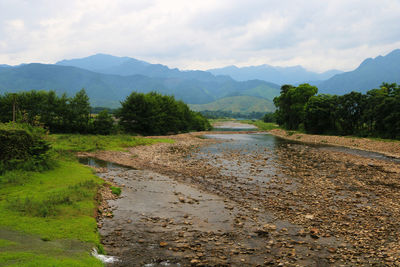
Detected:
[0,89,211,135]
[273,83,400,139]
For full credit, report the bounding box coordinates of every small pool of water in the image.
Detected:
[78,157,130,169]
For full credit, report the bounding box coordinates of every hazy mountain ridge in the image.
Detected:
[318,49,400,94]
[0,62,280,108]
[208,64,343,85]
[56,54,230,82]
[1,50,399,110]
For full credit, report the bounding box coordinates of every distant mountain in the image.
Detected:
[190,96,275,114]
[318,49,400,94]
[0,63,280,108]
[56,54,229,82]
[208,64,342,85]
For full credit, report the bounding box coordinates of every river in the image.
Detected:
[81,123,400,266]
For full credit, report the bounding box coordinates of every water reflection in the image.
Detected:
[78,157,129,169]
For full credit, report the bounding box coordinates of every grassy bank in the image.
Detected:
[0,159,103,266]
[47,134,174,152]
[209,118,279,131]
[0,134,174,266]
[238,120,279,131]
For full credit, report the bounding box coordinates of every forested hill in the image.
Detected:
[318,49,400,94]
[190,95,275,114]
[0,63,280,108]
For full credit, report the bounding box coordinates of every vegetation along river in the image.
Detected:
[80,123,400,266]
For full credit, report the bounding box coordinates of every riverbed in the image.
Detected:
[81,123,400,266]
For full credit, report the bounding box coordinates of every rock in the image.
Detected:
[328,247,336,253]
[159,241,168,247]
[305,214,314,220]
[310,228,320,239]
[254,229,269,237]
[263,224,277,231]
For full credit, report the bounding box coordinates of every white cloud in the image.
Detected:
[0,0,399,71]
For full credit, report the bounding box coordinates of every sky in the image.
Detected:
[1,0,400,72]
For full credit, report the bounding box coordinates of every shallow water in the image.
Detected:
[203,133,399,163]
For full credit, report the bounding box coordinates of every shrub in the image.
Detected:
[0,123,53,173]
[110,186,121,196]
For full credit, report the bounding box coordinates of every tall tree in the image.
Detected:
[274,84,318,130]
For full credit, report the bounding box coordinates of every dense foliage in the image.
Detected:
[117,92,211,135]
[262,112,276,123]
[0,89,210,135]
[273,83,400,139]
[0,89,91,133]
[273,84,318,130]
[0,123,52,173]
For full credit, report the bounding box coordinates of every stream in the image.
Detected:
[80,124,400,266]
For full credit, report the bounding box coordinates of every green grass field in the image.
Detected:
[46,134,174,152]
[240,120,279,131]
[0,134,174,266]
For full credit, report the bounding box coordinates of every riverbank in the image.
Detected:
[0,159,104,267]
[269,128,400,158]
[82,130,400,266]
[0,134,175,266]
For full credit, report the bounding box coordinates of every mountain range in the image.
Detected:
[0,49,399,113]
[208,65,342,85]
[317,49,400,94]
[0,57,280,109]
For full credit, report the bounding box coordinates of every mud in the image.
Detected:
[81,126,400,266]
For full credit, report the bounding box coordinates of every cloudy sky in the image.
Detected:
[1,0,400,72]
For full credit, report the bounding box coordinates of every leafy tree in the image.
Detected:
[304,94,338,134]
[273,84,318,130]
[68,89,91,133]
[93,110,115,135]
[262,112,276,123]
[117,91,210,135]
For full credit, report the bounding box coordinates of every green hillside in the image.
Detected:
[190,96,275,114]
[0,63,280,108]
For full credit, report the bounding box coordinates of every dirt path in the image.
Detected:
[83,132,400,266]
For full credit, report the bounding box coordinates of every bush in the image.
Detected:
[0,123,53,173]
[110,186,121,196]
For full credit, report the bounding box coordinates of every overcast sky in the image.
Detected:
[1,0,400,72]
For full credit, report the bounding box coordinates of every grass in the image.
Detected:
[240,120,279,131]
[0,160,104,266]
[0,252,102,267]
[0,133,175,266]
[46,134,174,152]
[110,186,121,196]
[342,135,400,143]
[0,239,17,248]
